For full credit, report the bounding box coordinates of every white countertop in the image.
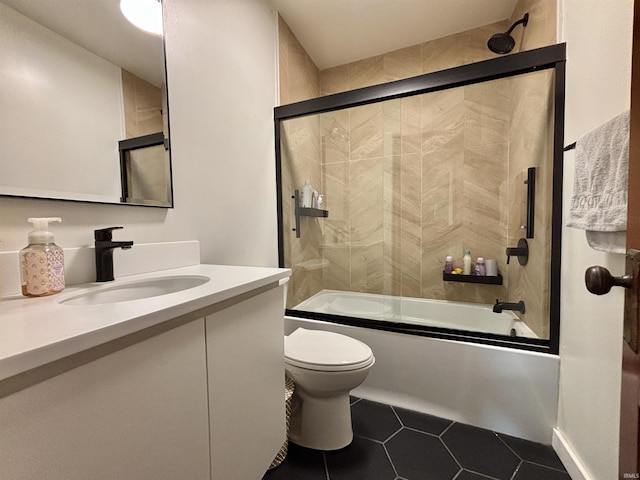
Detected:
[0,264,290,381]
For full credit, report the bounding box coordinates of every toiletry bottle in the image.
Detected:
[20,217,65,297]
[301,180,313,208]
[317,194,324,209]
[463,250,472,275]
[474,257,486,276]
[444,256,454,274]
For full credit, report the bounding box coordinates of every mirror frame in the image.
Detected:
[274,43,566,354]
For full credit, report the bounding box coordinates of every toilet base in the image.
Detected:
[288,389,353,451]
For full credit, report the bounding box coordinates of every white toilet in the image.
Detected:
[284,327,375,451]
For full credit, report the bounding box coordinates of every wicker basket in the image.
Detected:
[268,374,295,469]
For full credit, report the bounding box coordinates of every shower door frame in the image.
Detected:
[274,43,566,354]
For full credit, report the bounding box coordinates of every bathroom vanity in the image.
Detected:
[0,264,290,480]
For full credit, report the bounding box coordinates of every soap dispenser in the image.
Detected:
[20,217,65,297]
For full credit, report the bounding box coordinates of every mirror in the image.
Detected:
[0,0,173,207]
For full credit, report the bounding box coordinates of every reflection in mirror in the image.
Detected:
[119,133,172,206]
[0,0,173,207]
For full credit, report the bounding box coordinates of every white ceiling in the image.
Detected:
[1,0,164,86]
[270,0,519,69]
[3,0,518,85]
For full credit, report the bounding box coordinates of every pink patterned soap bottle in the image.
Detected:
[20,217,65,297]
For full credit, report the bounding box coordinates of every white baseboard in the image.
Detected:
[553,428,591,480]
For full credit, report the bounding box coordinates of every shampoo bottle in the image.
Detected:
[20,217,65,297]
[301,180,313,208]
[463,249,472,275]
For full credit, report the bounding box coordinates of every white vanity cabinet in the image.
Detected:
[0,318,211,480]
[206,285,286,480]
[0,269,289,480]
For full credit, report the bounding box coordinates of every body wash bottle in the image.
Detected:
[20,217,65,297]
[301,180,313,208]
[463,249,472,275]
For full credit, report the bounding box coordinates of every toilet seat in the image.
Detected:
[284,328,374,372]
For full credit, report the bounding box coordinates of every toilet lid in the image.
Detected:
[284,328,374,372]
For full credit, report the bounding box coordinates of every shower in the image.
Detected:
[275,43,566,353]
[487,13,529,54]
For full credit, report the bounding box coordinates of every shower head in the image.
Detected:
[487,13,529,54]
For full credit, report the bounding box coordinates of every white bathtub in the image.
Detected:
[285,291,559,444]
[294,290,538,338]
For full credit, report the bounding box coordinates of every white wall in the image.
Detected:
[0,0,279,273]
[0,3,124,202]
[556,1,633,478]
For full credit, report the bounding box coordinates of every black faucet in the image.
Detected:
[493,299,525,314]
[95,227,134,282]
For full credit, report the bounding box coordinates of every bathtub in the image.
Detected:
[294,290,538,338]
[285,291,559,444]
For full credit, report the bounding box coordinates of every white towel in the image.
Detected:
[565,111,629,253]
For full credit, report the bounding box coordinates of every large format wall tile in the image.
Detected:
[351,104,384,160]
[349,55,386,90]
[421,148,465,299]
[383,45,422,81]
[464,79,511,147]
[322,161,351,291]
[421,33,467,74]
[321,110,350,164]
[401,96,422,155]
[421,89,465,154]
[384,156,402,295]
[278,20,324,308]
[350,158,384,293]
[399,153,422,297]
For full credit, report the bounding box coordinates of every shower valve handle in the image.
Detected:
[505,238,528,266]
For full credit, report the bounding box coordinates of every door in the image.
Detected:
[585,2,640,476]
[621,0,640,474]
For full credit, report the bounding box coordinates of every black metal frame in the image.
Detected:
[274,43,566,354]
[118,132,173,207]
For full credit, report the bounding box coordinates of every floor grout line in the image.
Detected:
[382,442,401,479]
[320,451,329,480]
[264,397,569,480]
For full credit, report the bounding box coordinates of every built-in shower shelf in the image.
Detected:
[292,190,329,238]
[442,272,503,285]
[299,207,329,218]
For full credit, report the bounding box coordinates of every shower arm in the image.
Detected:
[505,13,529,35]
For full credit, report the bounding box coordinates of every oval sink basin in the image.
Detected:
[58,275,210,306]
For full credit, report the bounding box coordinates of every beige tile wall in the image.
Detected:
[279,0,556,337]
[278,16,323,307]
[121,69,164,138]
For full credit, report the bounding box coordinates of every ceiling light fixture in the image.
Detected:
[120,0,163,36]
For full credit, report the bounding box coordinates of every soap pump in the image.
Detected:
[20,217,65,297]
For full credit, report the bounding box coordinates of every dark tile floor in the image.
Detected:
[263,397,570,480]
